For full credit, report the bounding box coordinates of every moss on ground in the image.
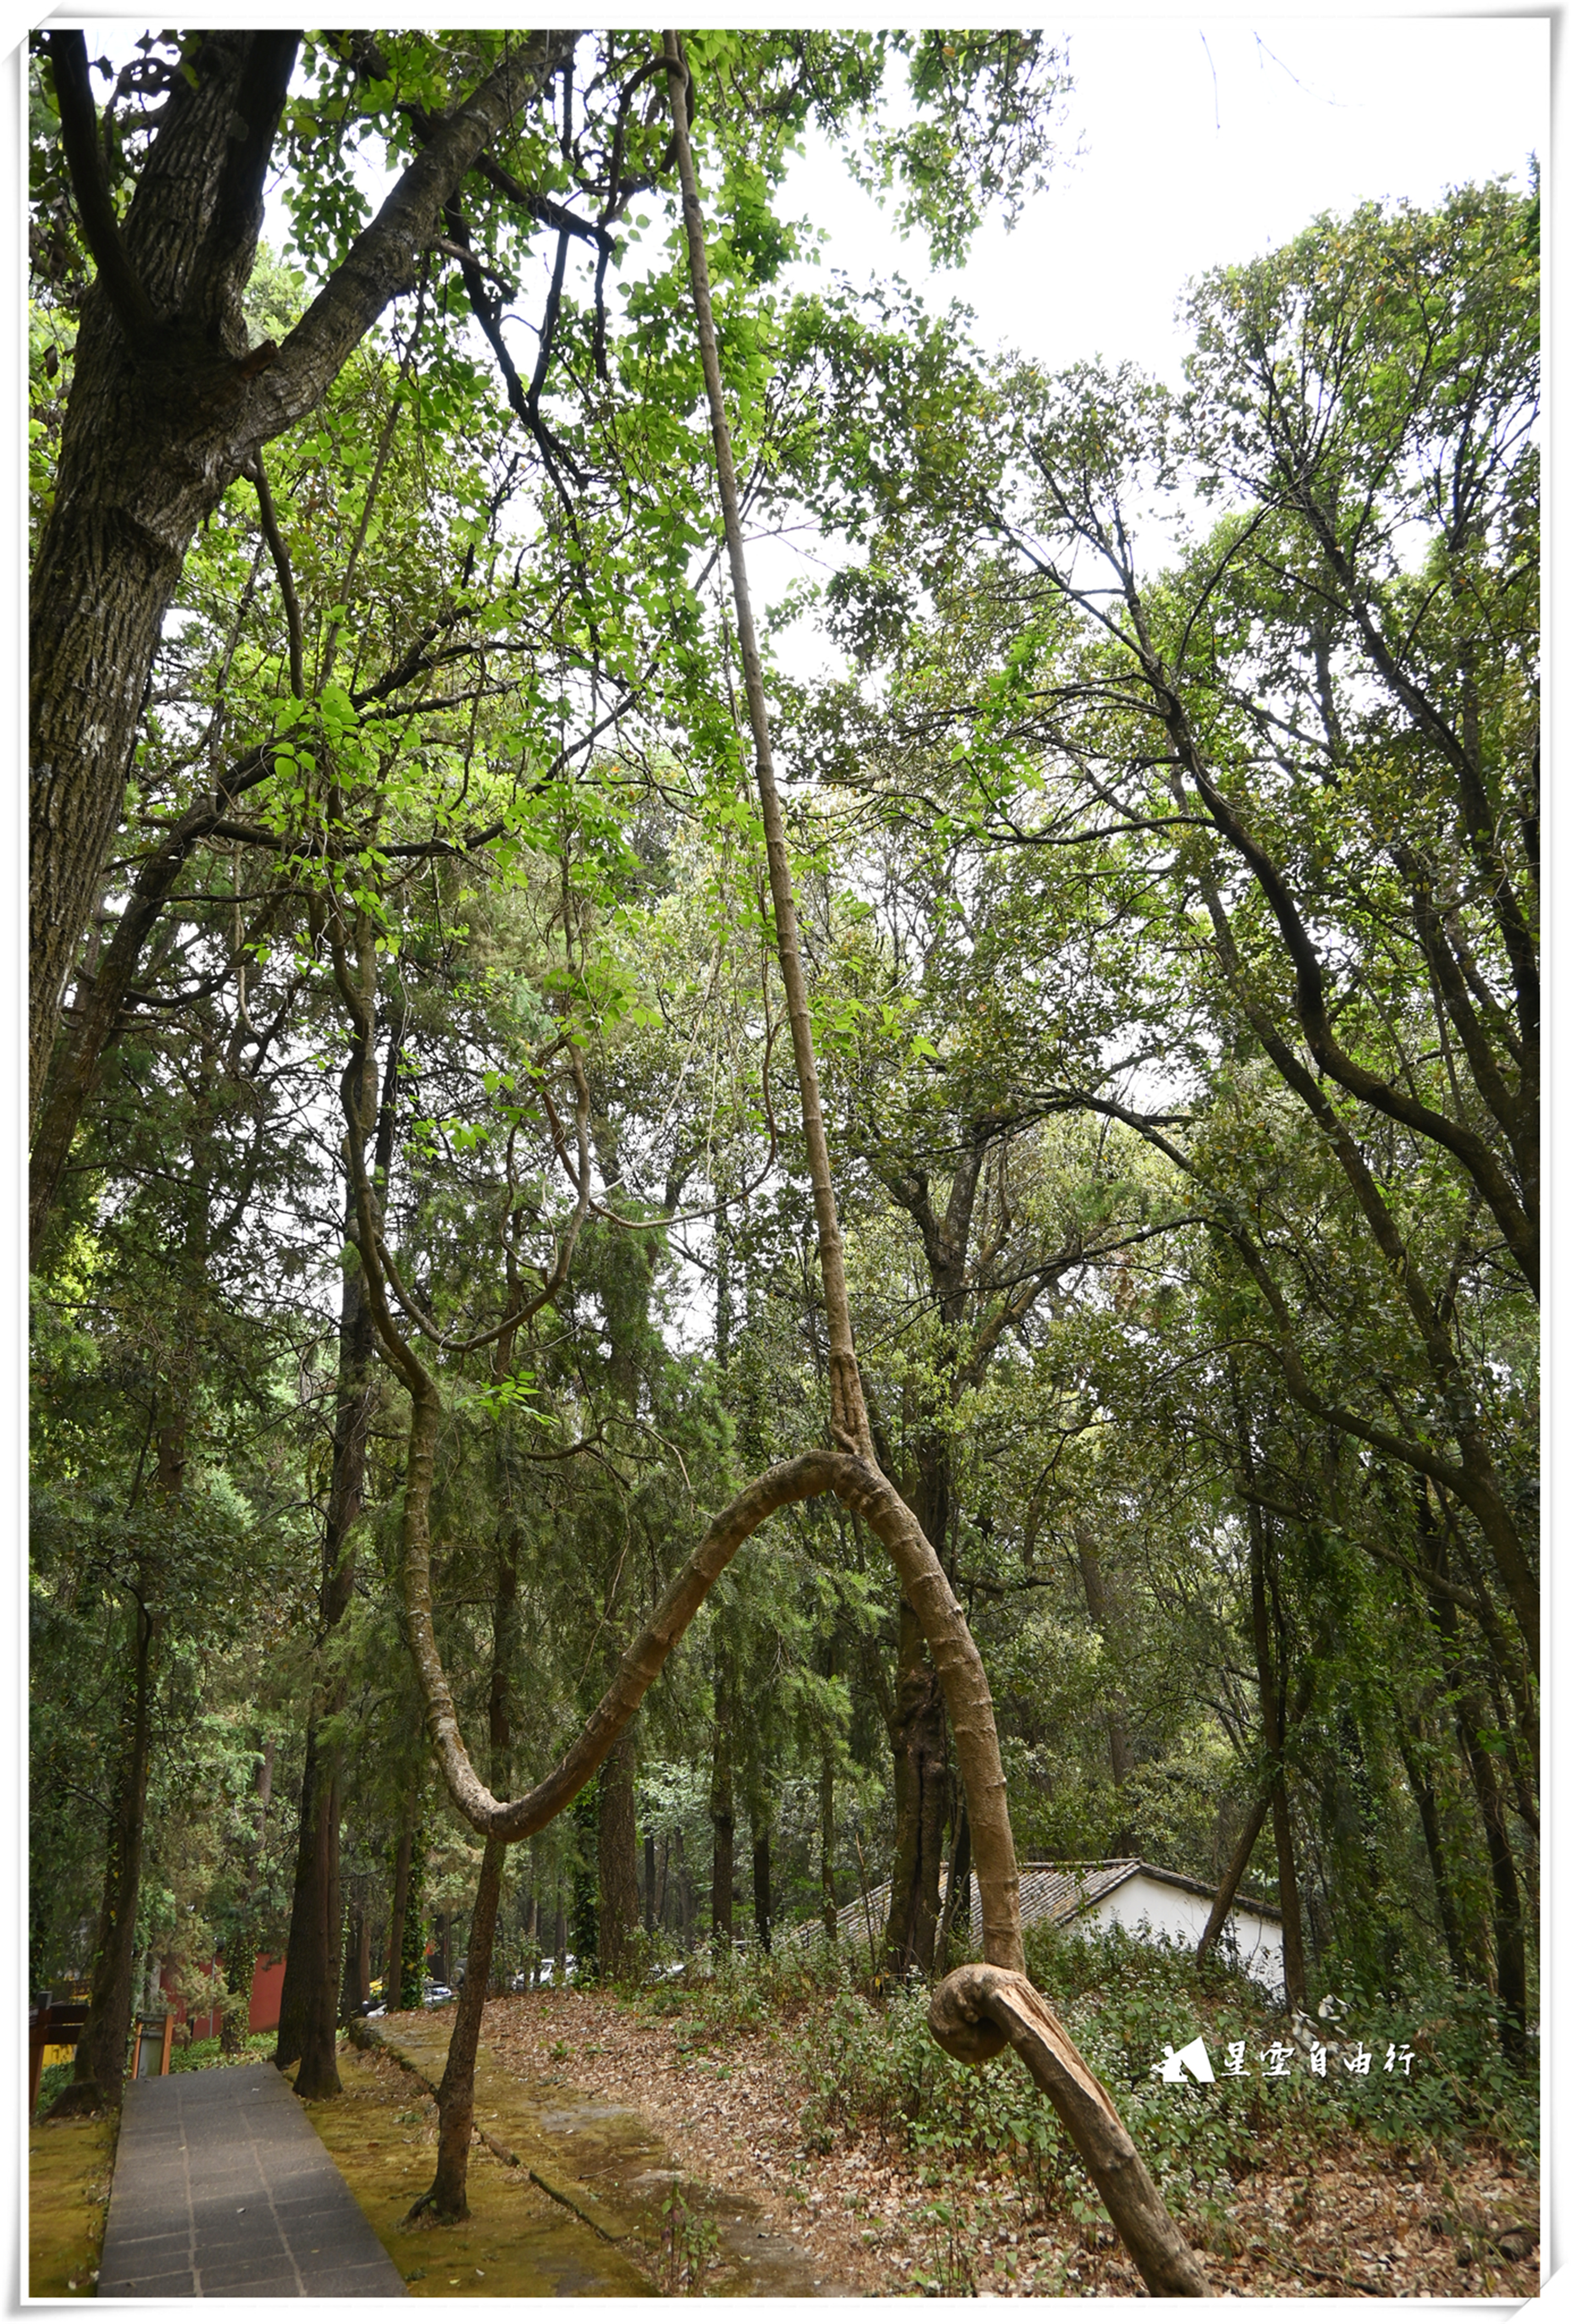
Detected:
[28,2108,117,2296]
[295,2043,655,2297]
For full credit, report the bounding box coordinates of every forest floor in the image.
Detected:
[481,1985,1541,2299]
[26,2108,117,2296]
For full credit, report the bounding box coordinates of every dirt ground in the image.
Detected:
[481,1985,1541,2299]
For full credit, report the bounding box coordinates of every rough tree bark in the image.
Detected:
[597,1728,640,1978]
[884,1597,947,1977]
[48,1591,158,2115]
[30,27,574,1128]
[275,957,401,2097]
[930,1968,1212,2298]
[274,1728,341,2090]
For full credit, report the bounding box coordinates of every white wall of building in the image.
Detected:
[1083,1873,1286,2002]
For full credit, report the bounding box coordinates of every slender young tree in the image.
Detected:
[329,48,1209,2291]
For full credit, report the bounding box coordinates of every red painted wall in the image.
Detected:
[248,1954,286,2035]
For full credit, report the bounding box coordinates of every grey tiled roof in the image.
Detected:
[785,1856,1279,1951]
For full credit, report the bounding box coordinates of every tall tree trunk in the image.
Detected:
[52,1057,217,2112]
[820,1743,838,1943]
[1428,1615,1528,2054]
[1396,1730,1478,1988]
[1074,1527,1132,1831]
[883,1595,947,1977]
[275,1726,343,2095]
[415,1521,519,2219]
[1418,1498,1529,2055]
[935,1797,971,1974]
[1245,1510,1307,2008]
[584,1102,655,1978]
[28,752,275,1258]
[385,1795,417,2012]
[221,1941,256,2056]
[750,1803,772,1952]
[221,1735,274,2054]
[676,1829,693,1951]
[276,981,400,2094]
[50,1592,158,2115]
[339,1896,367,2021]
[1197,1662,1314,1966]
[361,57,1215,2295]
[644,1833,657,1936]
[1229,1379,1308,2009]
[28,30,297,1127]
[418,1838,506,2222]
[1449,1696,1528,2057]
[710,1648,735,1951]
[1196,1797,1271,1967]
[597,1726,640,1978]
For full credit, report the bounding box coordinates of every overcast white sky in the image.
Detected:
[737,14,1545,646]
[787,16,1543,379]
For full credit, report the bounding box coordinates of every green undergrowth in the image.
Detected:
[34,2061,75,2120]
[622,1920,1536,2254]
[167,2031,278,2072]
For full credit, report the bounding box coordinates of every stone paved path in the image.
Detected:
[98,2066,407,2299]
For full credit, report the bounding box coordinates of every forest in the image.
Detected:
[28,27,1537,2300]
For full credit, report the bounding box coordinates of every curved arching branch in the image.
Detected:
[328,45,1213,2296]
[400,1431,1023,1962]
[390,1379,1207,2295]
